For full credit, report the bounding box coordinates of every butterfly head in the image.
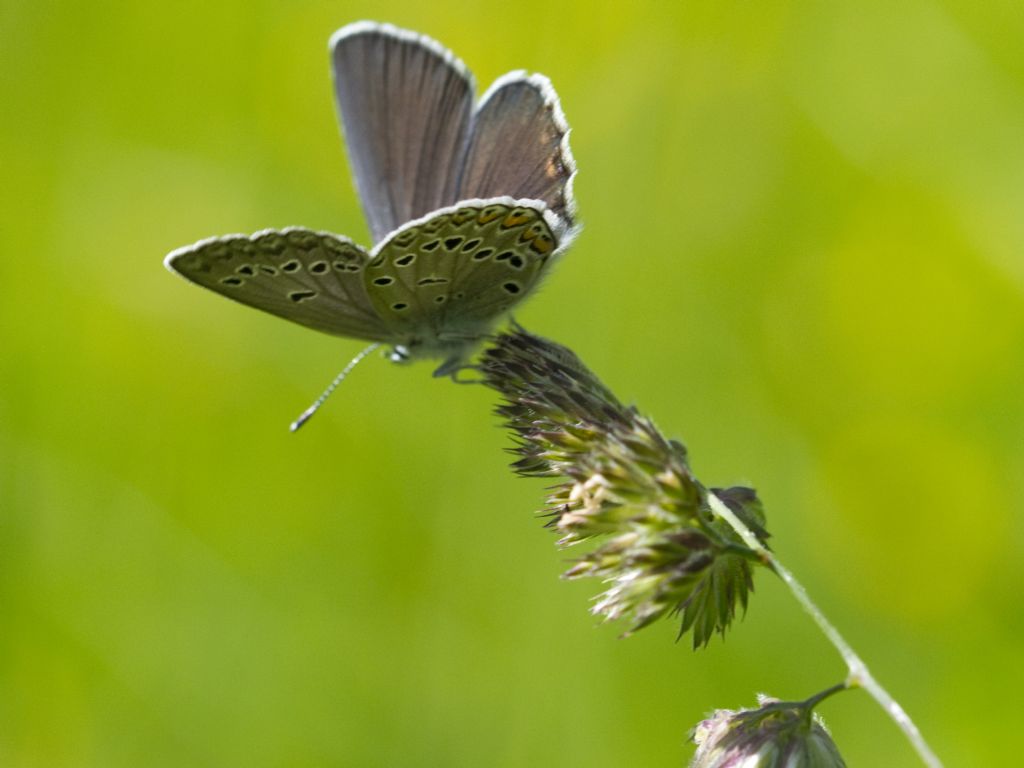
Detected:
[388,344,414,365]
[387,335,480,377]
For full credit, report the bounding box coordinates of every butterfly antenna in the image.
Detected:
[289,342,381,432]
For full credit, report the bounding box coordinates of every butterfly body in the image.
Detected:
[165,21,577,379]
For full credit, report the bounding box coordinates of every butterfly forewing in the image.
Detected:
[363,199,558,339]
[331,23,475,244]
[165,228,391,341]
[458,74,576,228]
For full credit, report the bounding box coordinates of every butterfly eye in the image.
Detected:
[389,345,412,363]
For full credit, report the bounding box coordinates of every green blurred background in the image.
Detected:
[2,0,1022,765]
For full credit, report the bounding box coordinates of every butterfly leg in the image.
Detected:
[432,355,481,384]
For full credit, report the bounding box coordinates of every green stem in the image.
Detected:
[749,682,847,727]
[799,681,848,712]
[706,491,943,768]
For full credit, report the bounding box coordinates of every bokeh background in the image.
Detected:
[2,1,1022,765]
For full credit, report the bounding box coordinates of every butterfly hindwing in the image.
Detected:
[330,22,475,244]
[363,199,559,340]
[165,228,391,341]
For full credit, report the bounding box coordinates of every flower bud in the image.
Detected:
[691,696,846,768]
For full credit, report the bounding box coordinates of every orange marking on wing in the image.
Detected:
[477,206,506,224]
[501,210,535,228]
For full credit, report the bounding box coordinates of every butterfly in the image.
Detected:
[164,21,578,426]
